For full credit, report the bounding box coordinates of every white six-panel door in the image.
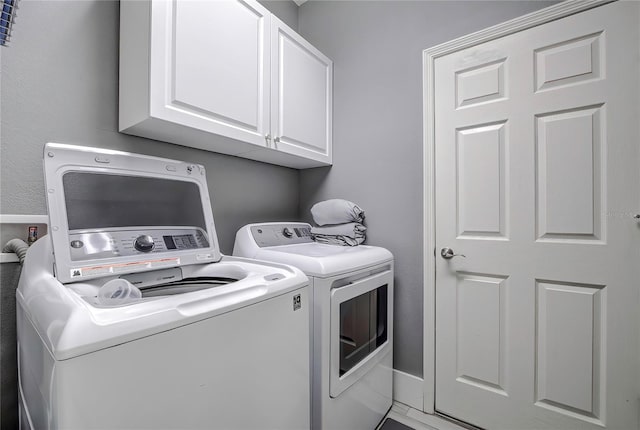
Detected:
[434,2,639,429]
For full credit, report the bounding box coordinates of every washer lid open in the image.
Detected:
[43,143,222,284]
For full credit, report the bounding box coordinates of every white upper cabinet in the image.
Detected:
[270,17,332,165]
[119,0,333,169]
[166,0,271,146]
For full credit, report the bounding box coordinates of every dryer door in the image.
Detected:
[329,268,393,397]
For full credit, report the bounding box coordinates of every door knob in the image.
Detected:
[441,247,465,259]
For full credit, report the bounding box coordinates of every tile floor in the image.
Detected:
[380,402,473,430]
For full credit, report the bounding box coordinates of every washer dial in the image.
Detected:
[282,227,294,238]
[134,235,155,252]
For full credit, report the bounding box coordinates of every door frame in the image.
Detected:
[421,0,612,414]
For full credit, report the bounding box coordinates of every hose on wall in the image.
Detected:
[2,239,29,264]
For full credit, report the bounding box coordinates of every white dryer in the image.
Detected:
[17,144,311,430]
[234,222,393,430]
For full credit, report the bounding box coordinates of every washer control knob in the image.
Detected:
[70,240,84,249]
[134,235,155,252]
[282,227,294,238]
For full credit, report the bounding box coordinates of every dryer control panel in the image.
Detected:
[250,223,313,247]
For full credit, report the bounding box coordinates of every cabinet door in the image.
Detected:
[150,0,271,147]
[270,17,333,165]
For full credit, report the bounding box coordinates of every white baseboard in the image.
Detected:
[392,369,424,411]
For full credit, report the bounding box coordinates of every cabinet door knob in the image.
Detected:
[274,136,281,147]
[265,134,271,147]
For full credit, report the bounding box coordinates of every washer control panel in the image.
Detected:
[250,223,312,247]
[68,228,209,261]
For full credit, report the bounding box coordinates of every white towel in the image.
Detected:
[312,235,365,246]
[311,222,366,246]
[310,199,365,226]
[310,222,366,237]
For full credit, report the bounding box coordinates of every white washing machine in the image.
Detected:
[233,222,393,430]
[17,144,311,430]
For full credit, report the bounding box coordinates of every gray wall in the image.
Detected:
[297,0,556,377]
[259,0,299,31]
[1,0,300,254]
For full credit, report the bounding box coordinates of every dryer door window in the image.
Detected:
[329,268,393,398]
[339,285,387,376]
